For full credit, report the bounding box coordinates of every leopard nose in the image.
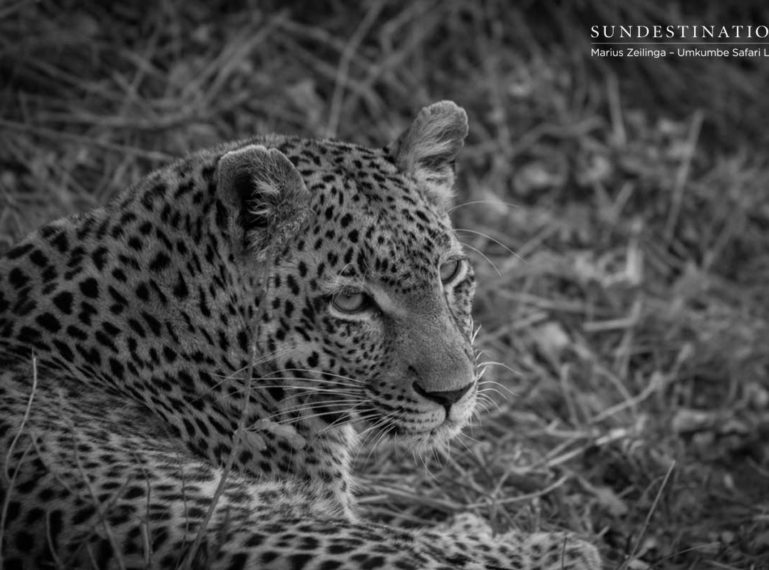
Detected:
[413,381,473,408]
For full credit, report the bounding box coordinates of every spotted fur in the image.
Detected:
[0,102,600,569]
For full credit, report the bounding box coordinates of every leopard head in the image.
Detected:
[216,102,476,452]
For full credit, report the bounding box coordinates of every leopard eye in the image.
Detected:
[332,290,368,314]
[439,259,462,284]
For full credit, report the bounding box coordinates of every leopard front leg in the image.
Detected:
[180,505,583,570]
[205,516,483,570]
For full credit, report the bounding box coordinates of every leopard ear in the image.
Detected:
[389,101,468,210]
[217,145,310,257]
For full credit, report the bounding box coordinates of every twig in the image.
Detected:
[45,509,66,569]
[178,203,282,567]
[664,111,704,241]
[72,442,128,570]
[622,461,677,570]
[0,118,173,161]
[607,73,626,147]
[466,474,570,509]
[3,357,38,484]
[178,388,249,569]
[325,0,386,138]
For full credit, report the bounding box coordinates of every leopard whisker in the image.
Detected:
[200,376,364,404]
[211,381,359,406]
[251,398,364,423]
[455,227,522,262]
[448,198,521,214]
[356,416,388,447]
[250,404,358,429]
[262,381,364,391]
[355,422,386,453]
[477,359,522,379]
[476,389,510,406]
[457,240,501,277]
[474,394,501,413]
[188,350,298,401]
[276,368,366,385]
[456,430,483,449]
[213,347,298,380]
[357,412,397,454]
[274,399,364,417]
[360,424,391,461]
[318,403,371,435]
[477,379,516,399]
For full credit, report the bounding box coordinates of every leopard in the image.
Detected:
[0,101,602,569]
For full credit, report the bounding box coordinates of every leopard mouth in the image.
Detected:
[398,422,462,440]
[353,404,466,449]
[391,420,465,450]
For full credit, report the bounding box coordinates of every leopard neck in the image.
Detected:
[0,146,355,513]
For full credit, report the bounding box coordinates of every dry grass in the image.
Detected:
[2,1,769,568]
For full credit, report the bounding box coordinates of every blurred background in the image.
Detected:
[2,1,769,567]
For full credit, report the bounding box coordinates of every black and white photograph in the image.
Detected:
[1,2,768,568]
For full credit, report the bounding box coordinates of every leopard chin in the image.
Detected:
[403,420,467,452]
